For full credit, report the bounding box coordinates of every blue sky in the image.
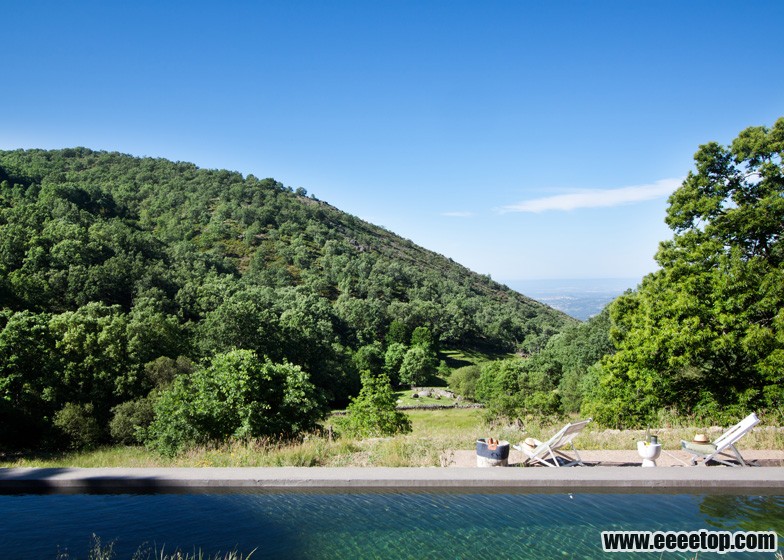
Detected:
[3,1,783,284]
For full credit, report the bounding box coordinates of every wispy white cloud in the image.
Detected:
[441,211,474,217]
[500,178,682,213]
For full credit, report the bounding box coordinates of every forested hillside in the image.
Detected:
[0,148,571,449]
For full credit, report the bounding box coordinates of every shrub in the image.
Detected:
[448,365,481,400]
[109,397,155,444]
[53,402,102,449]
[399,345,438,387]
[475,358,561,420]
[340,371,412,438]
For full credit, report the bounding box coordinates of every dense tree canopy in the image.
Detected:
[466,308,613,420]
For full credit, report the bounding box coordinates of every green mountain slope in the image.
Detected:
[0,148,572,445]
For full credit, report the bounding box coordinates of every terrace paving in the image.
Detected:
[446,448,784,468]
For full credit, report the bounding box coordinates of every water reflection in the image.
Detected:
[700,494,784,533]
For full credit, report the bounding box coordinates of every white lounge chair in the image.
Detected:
[680,413,760,467]
[513,418,592,467]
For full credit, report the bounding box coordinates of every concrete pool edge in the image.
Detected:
[2,466,784,493]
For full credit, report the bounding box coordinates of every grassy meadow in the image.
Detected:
[2,403,782,469]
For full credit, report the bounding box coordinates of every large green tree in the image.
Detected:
[584,118,784,426]
[147,349,327,455]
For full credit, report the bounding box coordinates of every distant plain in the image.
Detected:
[505,278,639,320]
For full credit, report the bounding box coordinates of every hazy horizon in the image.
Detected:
[505,277,640,321]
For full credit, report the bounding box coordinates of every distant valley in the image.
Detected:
[506,278,640,321]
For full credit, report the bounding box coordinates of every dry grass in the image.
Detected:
[55,534,256,560]
[1,446,177,469]
[2,409,781,468]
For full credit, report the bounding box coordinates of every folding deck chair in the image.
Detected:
[680,413,760,467]
[513,418,592,467]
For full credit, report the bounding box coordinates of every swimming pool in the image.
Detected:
[1,490,782,559]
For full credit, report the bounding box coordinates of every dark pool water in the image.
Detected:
[0,491,781,559]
